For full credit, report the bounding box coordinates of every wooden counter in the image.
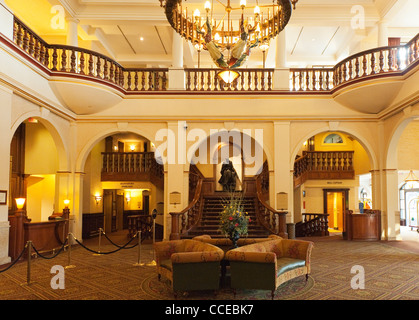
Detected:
[346,210,381,241]
[24,219,68,253]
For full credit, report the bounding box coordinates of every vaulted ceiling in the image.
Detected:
[5,0,419,68]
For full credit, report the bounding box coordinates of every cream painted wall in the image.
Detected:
[26,174,55,222]
[397,120,419,170]
[25,122,58,174]
[83,139,105,213]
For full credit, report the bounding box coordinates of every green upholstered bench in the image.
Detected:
[153,239,225,298]
[225,238,314,299]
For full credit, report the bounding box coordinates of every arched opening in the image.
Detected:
[293,131,373,238]
[81,132,164,240]
[393,118,419,241]
[8,117,66,260]
[182,129,273,238]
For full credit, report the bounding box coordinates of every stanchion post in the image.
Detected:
[147,209,157,266]
[65,233,76,269]
[133,230,144,266]
[93,228,102,256]
[26,241,32,285]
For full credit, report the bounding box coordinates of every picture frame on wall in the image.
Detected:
[0,190,7,205]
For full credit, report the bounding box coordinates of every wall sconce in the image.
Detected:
[142,189,150,197]
[125,192,131,204]
[64,199,70,208]
[130,145,136,152]
[15,198,26,210]
[94,194,102,205]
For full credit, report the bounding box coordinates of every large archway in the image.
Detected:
[291,129,375,237]
[79,131,164,240]
[387,116,419,241]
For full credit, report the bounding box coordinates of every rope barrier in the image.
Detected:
[0,227,152,277]
[101,229,146,249]
[0,243,28,273]
[32,238,68,260]
[71,232,139,255]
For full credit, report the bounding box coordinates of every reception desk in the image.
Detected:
[346,210,381,241]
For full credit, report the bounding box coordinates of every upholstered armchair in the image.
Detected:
[225,239,314,299]
[153,239,225,298]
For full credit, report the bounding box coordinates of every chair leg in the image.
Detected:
[271,290,275,300]
[306,274,309,282]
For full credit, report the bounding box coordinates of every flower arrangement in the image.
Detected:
[219,193,251,247]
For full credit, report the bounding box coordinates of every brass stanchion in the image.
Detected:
[65,233,76,269]
[133,231,145,266]
[93,228,103,256]
[146,210,157,266]
[21,241,34,286]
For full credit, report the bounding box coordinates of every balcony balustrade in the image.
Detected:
[5,16,419,94]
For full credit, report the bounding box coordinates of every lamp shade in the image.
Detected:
[15,198,26,210]
[217,70,240,84]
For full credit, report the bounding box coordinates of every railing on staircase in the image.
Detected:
[169,177,203,240]
[295,213,330,237]
[255,174,288,238]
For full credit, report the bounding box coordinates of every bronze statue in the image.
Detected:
[218,159,237,192]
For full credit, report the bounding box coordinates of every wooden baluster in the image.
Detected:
[88,53,94,76]
[193,70,198,91]
[148,71,153,90]
[260,70,265,91]
[355,57,360,78]
[109,63,114,82]
[207,70,212,91]
[332,153,337,171]
[140,71,145,91]
[248,71,252,91]
[214,70,219,91]
[379,49,384,73]
[306,70,310,91]
[44,46,50,68]
[61,49,67,71]
[200,70,205,91]
[348,60,353,80]
[268,70,272,90]
[348,152,353,171]
[186,70,191,91]
[155,72,160,91]
[133,71,138,91]
[39,44,45,65]
[15,23,23,47]
[388,48,394,71]
[22,29,29,52]
[103,60,108,80]
[362,55,367,76]
[33,39,40,60]
[115,66,120,84]
[127,71,132,91]
[162,71,167,90]
[96,57,102,78]
[51,47,58,71]
[70,49,76,73]
[371,52,376,74]
[240,70,245,90]
[79,52,85,75]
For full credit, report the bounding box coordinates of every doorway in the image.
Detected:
[323,189,349,232]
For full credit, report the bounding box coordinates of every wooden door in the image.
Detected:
[103,190,114,233]
[116,193,124,231]
[324,189,349,232]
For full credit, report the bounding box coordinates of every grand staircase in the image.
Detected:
[183,195,270,239]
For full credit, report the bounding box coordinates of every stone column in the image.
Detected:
[273,121,293,222]
[0,0,14,41]
[273,30,289,90]
[168,31,185,90]
[0,84,12,265]
[66,17,79,47]
[383,168,400,240]
[377,20,388,47]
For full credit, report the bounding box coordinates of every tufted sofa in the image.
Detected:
[192,234,283,251]
[153,239,225,298]
[225,238,314,299]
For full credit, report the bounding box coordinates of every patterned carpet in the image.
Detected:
[1,233,419,301]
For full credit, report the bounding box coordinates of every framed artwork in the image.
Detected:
[0,190,7,205]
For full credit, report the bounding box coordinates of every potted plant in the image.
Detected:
[219,193,251,248]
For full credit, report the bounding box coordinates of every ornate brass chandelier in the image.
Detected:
[160,0,298,82]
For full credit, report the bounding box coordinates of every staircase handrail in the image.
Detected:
[295,213,329,237]
[255,175,288,237]
[169,178,203,240]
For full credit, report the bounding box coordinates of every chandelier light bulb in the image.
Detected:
[204,1,211,11]
[254,5,260,15]
[193,9,201,18]
[240,0,246,8]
